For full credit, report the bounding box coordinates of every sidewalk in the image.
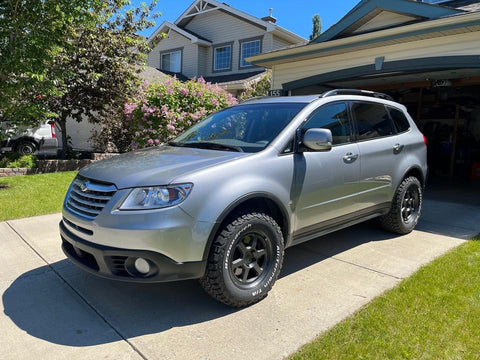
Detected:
[0,199,479,360]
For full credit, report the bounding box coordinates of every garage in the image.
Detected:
[249,0,480,198]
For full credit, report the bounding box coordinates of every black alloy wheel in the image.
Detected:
[401,184,420,223]
[380,176,423,235]
[229,232,272,287]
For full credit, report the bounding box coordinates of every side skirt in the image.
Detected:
[290,203,391,247]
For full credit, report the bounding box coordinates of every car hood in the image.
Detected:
[79,145,250,189]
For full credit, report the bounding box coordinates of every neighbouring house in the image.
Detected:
[249,0,480,185]
[146,0,306,96]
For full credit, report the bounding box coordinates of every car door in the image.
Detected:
[351,101,398,209]
[294,102,361,236]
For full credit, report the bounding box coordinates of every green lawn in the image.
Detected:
[291,235,480,360]
[0,171,76,221]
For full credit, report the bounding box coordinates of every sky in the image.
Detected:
[133,0,361,40]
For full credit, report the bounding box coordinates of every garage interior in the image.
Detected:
[301,69,480,205]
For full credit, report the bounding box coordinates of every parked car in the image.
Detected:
[0,120,58,155]
[60,89,427,307]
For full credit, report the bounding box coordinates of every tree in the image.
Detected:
[309,14,322,41]
[238,71,272,102]
[1,0,159,157]
[0,0,92,131]
[47,0,159,157]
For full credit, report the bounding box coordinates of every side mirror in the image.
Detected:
[302,128,333,151]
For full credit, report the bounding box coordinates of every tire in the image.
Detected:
[200,212,284,307]
[15,140,37,155]
[380,176,423,235]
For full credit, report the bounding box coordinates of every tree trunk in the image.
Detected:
[58,118,68,159]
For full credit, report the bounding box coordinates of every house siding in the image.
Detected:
[197,46,208,76]
[147,30,199,78]
[272,35,293,50]
[184,10,266,77]
[271,31,480,89]
[353,11,419,34]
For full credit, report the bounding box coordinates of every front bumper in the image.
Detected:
[60,220,206,282]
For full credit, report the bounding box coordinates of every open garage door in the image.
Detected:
[288,65,480,204]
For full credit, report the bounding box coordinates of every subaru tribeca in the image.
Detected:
[60,89,427,307]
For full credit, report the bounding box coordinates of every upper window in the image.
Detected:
[240,39,261,68]
[161,50,181,73]
[351,102,394,140]
[214,44,232,71]
[303,102,351,145]
[388,107,411,133]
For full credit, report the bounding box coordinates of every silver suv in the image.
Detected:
[60,90,427,307]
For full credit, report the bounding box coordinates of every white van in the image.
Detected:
[0,120,58,155]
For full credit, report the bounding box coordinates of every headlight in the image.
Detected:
[119,184,193,210]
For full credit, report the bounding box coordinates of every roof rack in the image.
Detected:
[321,89,394,102]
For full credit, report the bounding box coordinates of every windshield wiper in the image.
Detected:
[180,142,243,152]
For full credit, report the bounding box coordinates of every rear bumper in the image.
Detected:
[60,220,206,283]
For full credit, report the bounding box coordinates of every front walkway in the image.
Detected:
[0,199,479,360]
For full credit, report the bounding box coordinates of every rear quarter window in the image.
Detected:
[388,107,411,133]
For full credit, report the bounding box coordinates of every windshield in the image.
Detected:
[172,103,306,153]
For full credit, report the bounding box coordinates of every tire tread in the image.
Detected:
[200,212,284,307]
[380,176,422,235]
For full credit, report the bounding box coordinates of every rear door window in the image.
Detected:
[351,102,395,140]
[388,106,411,133]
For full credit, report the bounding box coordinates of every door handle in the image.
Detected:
[343,152,359,162]
[393,144,404,153]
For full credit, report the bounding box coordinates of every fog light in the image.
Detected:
[134,258,151,274]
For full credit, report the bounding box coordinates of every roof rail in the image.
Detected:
[321,89,394,102]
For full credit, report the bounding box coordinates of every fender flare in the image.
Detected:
[201,191,292,261]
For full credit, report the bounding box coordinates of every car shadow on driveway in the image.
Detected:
[3,261,240,346]
[2,222,400,347]
[3,202,476,347]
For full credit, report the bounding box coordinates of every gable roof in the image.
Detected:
[148,0,306,46]
[147,21,212,46]
[312,0,464,43]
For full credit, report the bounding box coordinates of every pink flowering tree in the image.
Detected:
[124,76,237,149]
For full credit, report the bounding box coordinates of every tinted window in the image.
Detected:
[303,103,351,145]
[352,102,394,140]
[174,103,306,153]
[388,107,411,133]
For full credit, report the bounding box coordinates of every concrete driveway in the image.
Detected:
[1,199,479,360]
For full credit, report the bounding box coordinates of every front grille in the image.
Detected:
[66,176,117,220]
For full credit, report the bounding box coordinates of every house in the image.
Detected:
[248,0,480,184]
[146,0,306,96]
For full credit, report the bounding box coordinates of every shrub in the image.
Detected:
[238,70,272,102]
[0,153,37,168]
[124,77,237,149]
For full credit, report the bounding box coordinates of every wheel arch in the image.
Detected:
[12,137,39,151]
[403,166,425,189]
[202,192,291,261]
